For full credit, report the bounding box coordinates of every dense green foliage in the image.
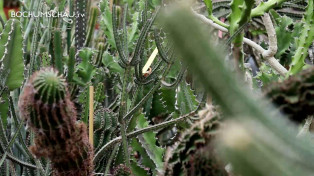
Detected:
[0,0,313,175]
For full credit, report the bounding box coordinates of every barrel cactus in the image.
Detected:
[18,68,93,176]
[264,67,314,122]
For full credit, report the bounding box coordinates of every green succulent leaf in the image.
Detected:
[135,113,164,175]
[289,0,314,74]
[0,92,9,127]
[175,82,198,115]
[0,19,24,90]
[270,11,302,66]
[102,51,124,75]
[99,0,115,47]
[255,64,280,87]
[150,87,176,118]
[130,159,149,176]
[74,48,97,85]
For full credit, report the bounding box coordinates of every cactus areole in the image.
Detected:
[18,68,93,176]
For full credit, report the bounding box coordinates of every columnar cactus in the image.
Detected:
[0,19,24,91]
[18,68,93,176]
[75,0,87,60]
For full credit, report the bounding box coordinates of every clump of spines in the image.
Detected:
[18,68,93,176]
[164,116,228,176]
[113,164,133,176]
[264,67,314,122]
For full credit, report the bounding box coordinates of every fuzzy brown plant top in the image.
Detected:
[18,68,94,176]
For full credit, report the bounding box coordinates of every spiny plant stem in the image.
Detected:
[9,97,45,172]
[75,0,87,61]
[119,66,131,167]
[0,122,23,168]
[104,144,119,176]
[94,111,195,162]
[251,0,286,17]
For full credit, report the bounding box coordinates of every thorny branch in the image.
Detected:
[93,111,196,162]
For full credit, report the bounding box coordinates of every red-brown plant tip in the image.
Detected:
[113,164,133,176]
[18,67,94,176]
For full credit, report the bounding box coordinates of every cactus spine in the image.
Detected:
[18,68,93,176]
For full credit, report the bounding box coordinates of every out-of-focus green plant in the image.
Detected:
[0,0,6,28]
[161,5,314,176]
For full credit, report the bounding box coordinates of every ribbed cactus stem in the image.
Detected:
[32,69,66,104]
[75,0,87,61]
[19,68,93,176]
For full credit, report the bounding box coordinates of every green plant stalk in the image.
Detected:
[228,0,254,70]
[0,122,23,168]
[0,111,37,170]
[67,46,76,82]
[28,0,43,76]
[0,0,6,26]
[130,7,160,66]
[84,6,99,47]
[289,0,314,75]
[0,117,37,170]
[251,0,286,17]
[9,97,45,173]
[75,0,87,61]
[122,4,129,59]
[161,6,314,176]
[94,111,194,162]
[104,144,119,176]
[95,42,105,66]
[52,29,63,73]
[112,4,128,65]
[118,66,131,167]
[66,0,73,52]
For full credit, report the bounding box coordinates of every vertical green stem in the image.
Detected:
[67,0,73,52]
[119,66,131,166]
